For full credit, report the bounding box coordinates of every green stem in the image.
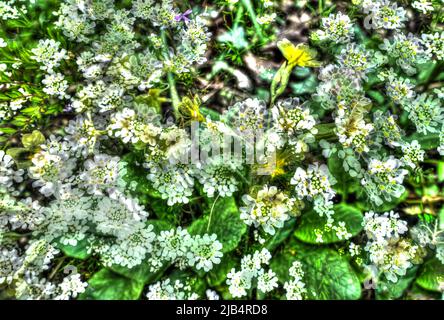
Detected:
[160,29,180,118]
[233,4,244,29]
[207,194,220,232]
[241,0,265,42]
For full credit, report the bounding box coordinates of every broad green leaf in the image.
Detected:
[188,196,247,253]
[357,190,408,212]
[271,240,361,299]
[169,270,207,298]
[327,153,360,195]
[294,204,363,244]
[206,254,237,287]
[416,258,444,292]
[57,238,90,260]
[265,219,296,251]
[117,153,162,203]
[79,269,144,300]
[290,74,318,95]
[405,133,439,150]
[376,266,418,300]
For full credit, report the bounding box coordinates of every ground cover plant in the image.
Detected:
[0,0,444,300]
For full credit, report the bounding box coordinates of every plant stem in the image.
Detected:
[160,29,181,118]
[207,194,220,232]
[241,0,265,42]
[233,4,244,29]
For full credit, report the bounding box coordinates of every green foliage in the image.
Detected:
[57,239,91,261]
[80,269,144,300]
[188,196,247,253]
[294,204,363,244]
[271,240,362,300]
[416,258,444,293]
[376,267,418,300]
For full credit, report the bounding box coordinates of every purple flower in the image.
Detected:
[174,9,192,23]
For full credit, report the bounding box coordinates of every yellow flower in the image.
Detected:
[178,95,206,123]
[277,39,321,68]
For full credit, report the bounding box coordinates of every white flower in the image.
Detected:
[0,246,23,284]
[28,148,76,198]
[42,72,69,99]
[240,185,297,235]
[291,163,336,202]
[422,32,444,60]
[187,233,223,272]
[314,12,354,44]
[147,163,194,206]
[197,156,242,198]
[157,227,192,262]
[55,274,88,300]
[93,193,148,238]
[402,94,443,135]
[361,157,408,206]
[0,150,24,194]
[257,269,279,293]
[284,261,307,300]
[30,39,67,72]
[412,0,434,14]
[401,140,425,169]
[0,37,7,47]
[104,224,156,268]
[146,279,198,300]
[64,115,99,157]
[363,211,408,242]
[80,154,120,195]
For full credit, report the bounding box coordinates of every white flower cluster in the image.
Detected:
[0,150,24,195]
[30,39,69,99]
[240,185,301,235]
[226,249,278,298]
[146,279,199,300]
[361,157,408,206]
[291,163,336,219]
[313,12,354,44]
[361,211,422,282]
[0,240,88,300]
[283,261,307,300]
[156,227,223,272]
[360,0,408,30]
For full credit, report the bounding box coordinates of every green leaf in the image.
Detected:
[357,190,408,212]
[405,133,439,150]
[200,106,220,121]
[416,258,444,292]
[271,240,361,299]
[117,153,162,203]
[188,196,247,253]
[438,162,444,183]
[327,153,359,195]
[290,74,318,95]
[376,266,418,300]
[57,238,90,260]
[270,62,293,105]
[21,130,45,150]
[206,254,237,287]
[265,219,296,251]
[294,204,363,244]
[79,269,144,300]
